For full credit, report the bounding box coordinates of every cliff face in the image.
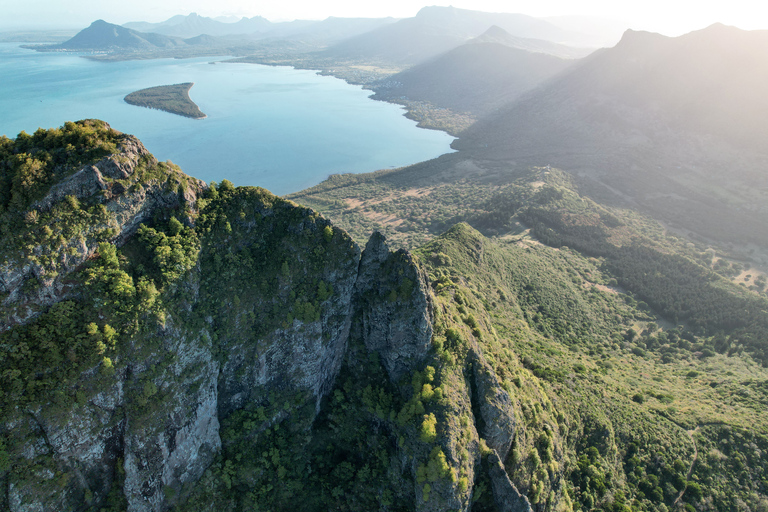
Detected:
[0,132,204,332]
[354,232,434,383]
[0,124,527,512]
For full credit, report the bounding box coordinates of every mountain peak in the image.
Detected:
[479,24,510,39]
[616,28,666,43]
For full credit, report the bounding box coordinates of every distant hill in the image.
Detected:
[275,16,400,45]
[322,5,597,66]
[469,25,593,59]
[55,19,188,50]
[372,26,578,117]
[122,13,398,45]
[454,23,768,245]
[124,13,272,38]
[541,15,627,47]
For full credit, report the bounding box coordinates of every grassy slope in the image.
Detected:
[419,223,768,511]
[2,123,767,511]
[289,157,768,511]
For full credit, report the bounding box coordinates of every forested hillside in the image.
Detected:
[2,122,767,512]
[6,9,768,512]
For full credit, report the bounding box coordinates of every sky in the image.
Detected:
[1,0,767,36]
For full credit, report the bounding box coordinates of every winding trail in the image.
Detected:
[673,426,700,507]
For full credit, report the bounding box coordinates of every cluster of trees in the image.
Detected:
[520,198,768,367]
[0,241,150,415]
[0,120,120,217]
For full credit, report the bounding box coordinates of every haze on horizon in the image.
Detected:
[2,0,767,38]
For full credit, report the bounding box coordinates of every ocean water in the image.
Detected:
[0,43,454,195]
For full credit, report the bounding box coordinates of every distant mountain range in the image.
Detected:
[371,26,580,116]
[122,12,399,45]
[454,23,768,244]
[123,13,273,38]
[321,6,599,66]
[58,19,189,49]
[41,8,617,69]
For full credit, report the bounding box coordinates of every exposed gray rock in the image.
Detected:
[487,450,533,512]
[32,165,108,213]
[471,350,516,459]
[6,374,125,511]
[123,319,221,512]
[354,232,434,383]
[0,135,204,332]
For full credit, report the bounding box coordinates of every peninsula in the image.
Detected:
[124,82,206,119]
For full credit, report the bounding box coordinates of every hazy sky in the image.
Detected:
[2,0,767,36]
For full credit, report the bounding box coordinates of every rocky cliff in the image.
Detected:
[0,122,527,512]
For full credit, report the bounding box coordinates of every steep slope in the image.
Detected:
[56,19,187,50]
[454,23,768,247]
[292,160,768,512]
[323,5,595,67]
[372,26,578,117]
[3,122,768,512]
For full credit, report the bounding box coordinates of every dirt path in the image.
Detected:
[673,426,700,507]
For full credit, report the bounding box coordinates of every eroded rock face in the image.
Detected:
[471,350,516,459]
[487,451,533,512]
[0,135,205,332]
[354,232,434,383]
[122,320,221,512]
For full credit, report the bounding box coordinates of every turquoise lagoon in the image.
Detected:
[0,43,454,195]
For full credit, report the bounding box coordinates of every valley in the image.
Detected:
[2,7,768,512]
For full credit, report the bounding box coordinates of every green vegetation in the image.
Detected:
[124,83,206,119]
[2,122,767,512]
[0,119,120,215]
[289,158,768,511]
[414,222,768,511]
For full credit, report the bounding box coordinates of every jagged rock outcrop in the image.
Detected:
[354,232,434,383]
[0,134,204,332]
[470,350,516,459]
[487,451,533,512]
[1,130,529,512]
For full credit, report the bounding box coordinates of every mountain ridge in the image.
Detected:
[370,25,580,120]
[56,19,188,49]
[5,13,768,512]
[451,22,768,246]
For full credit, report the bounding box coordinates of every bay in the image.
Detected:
[0,43,454,195]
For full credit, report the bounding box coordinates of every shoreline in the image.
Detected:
[22,41,464,137]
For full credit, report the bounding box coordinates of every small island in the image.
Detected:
[124,82,206,119]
